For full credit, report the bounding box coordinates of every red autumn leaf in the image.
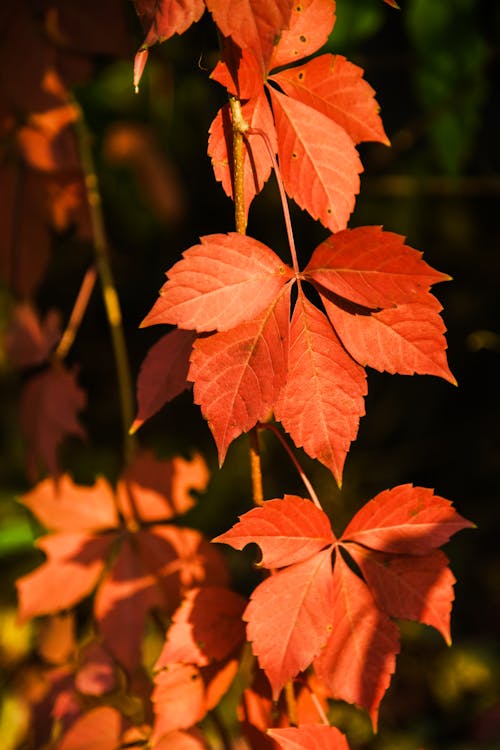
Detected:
[189,286,290,464]
[20,364,86,480]
[17,534,111,622]
[269,87,362,233]
[213,496,335,568]
[134,0,205,49]
[141,233,293,332]
[0,165,53,297]
[274,292,367,484]
[340,485,473,555]
[58,706,123,750]
[95,526,228,671]
[304,227,449,309]
[217,490,470,718]
[322,290,457,384]
[206,0,294,72]
[21,474,118,532]
[3,303,61,369]
[211,41,264,99]
[208,91,277,217]
[244,547,334,698]
[203,657,240,709]
[152,663,206,739]
[156,586,246,667]
[268,0,337,70]
[94,536,166,671]
[348,547,456,644]
[313,553,400,728]
[269,724,350,750]
[272,54,388,145]
[131,329,196,433]
[16,104,80,173]
[116,451,209,522]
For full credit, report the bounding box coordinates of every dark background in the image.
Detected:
[0,1,499,748]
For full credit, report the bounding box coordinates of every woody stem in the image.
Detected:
[73,101,136,466]
[229,93,265,508]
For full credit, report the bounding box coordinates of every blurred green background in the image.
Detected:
[0,0,499,747]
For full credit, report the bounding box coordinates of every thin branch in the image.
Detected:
[249,428,264,506]
[210,708,233,750]
[303,681,330,726]
[55,265,97,360]
[72,100,136,465]
[246,127,300,276]
[285,681,298,726]
[259,422,322,510]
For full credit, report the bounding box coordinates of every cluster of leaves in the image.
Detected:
[0,1,474,749]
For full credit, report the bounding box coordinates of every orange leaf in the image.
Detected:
[269,87,362,232]
[274,292,366,484]
[190,287,290,464]
[314,553,399,729]
[272,54,388,145]
[269,0,336,70]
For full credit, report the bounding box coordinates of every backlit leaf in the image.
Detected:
[269,0,337,70]
[272,54,388,145]
[156,586,246,667]
[313,553,399,728]
[322,291,456,383]
[21,475,118,533]
[305,227,448,308]
[116,451,209,522]
[269,724,350,750]
[190,286,290,464]
[269,88,362,232]
[152,664,206,739]
[58,706,122,750]
[245,547,334,698]
[134,0,205,49]
[349,546,456,644]
[274,292,366,485]
[340,485,474,555]
[20,364,86,481]
[142,233,293,332]
[206,0,294,71]
[132,329,196,433]
[213,495,335,568]
[17,534,111,621]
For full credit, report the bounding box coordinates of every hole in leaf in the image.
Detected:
[299,35,306,43]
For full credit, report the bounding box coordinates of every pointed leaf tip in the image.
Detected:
[134,48,149,93]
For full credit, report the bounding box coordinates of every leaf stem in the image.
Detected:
[246,127,300,276]
[285,681,298,726]
[72,100,136,465]
[259,422,322,510]
[55,265,97,361]
[303,682,330,726]
[249,429,264,506]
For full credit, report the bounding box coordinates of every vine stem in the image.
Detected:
[285,681,298,726]
[72,100,136,465]
[55,265,97,361]
[228,93,265,509]
[246,127,300,276]
[259,422,322,510]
